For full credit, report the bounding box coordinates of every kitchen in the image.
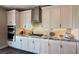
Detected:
[0,5,79,54]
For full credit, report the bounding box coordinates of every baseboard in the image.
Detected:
[0,45,8,49]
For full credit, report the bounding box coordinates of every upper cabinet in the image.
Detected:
[51,6,73,28]
[25,10,32,29]
[7,10,15,25]
[19,10,32,29]
[42,6,73,29]
[19,11,26,28]
[7,10,32,29]
[7,6,79,29]
[60,6,72,28]
[50,6,61,28]
[42,6,51,28]
[72,6,79,29]
[7,10,19,26]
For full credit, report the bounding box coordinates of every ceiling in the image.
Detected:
[1,5,45,10]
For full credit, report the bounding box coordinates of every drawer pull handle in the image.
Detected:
[60,45,62,48]
[48,43,50,46]
[20,39,22,41]
[32,41,34,43]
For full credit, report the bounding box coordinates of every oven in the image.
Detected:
[8,25,16,41]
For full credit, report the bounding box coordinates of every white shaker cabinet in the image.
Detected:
[28,37,35,52]
[40,39,48,54]
[48,40,61,54]
[7,10,19,25]
[21,37,28,51]
[42,6,73,29]
[60,6,72,28]
[50,6,61,28]
[76,42,79,54]
[19,11,26,28]
[72,6,79,29]
[12,36,28,51]
[33,38,40,53]
[25,10,32,29]
[50,6,72,28]
[42,6,51,28]
[60,41,76,54]
[10,36,40,53]
[15,36,22,49]
[7,10,15,25]
[28,37,40,53]
[19,10,32,28]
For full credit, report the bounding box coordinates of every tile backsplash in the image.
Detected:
[16,26,79,40]
[71,29,79,40]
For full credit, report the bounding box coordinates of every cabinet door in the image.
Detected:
[61,41,76,54]
[7,10,16,25]
[72,6,79,28]
[21,37,28,51]
[50,6,61,28]
[48,40,61,54]
[33,38,40,53]
[28,38,35,52]
[25,10,32,29]
[19,10,32,28]
[77,42,79,54]
[42,6,51,28]
[19,11,26,28]
[15,36,22,49]
[40,39,48,54]
[12,39,16,47]
[61,6,72,28]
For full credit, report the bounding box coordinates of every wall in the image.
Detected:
[0,8,8,49]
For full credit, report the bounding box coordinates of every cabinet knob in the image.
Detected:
[20,39,22,41]
[24,25,26,27]
[59,24,61,28]
[60,45,62,48]
[32,41,34,43]
[48,43,50,46]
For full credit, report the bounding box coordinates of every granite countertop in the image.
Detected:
[16,35,79,42]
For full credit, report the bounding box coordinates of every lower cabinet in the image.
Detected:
[28,37,35,52]
[76,42,79,54]
[14,36,21,49]
[48,40,61,54]
[60,41,76,54]
[9,36,77,54]
[40,39,76,54]
[28,37,40,53]
[21,37,28,51]
[40,39,48,54]
[11,36,40,53]
[33,38,40,53]
[12,36,28,51]
[8,41,15,47]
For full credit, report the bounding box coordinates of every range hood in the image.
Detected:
[32,7,42,24]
